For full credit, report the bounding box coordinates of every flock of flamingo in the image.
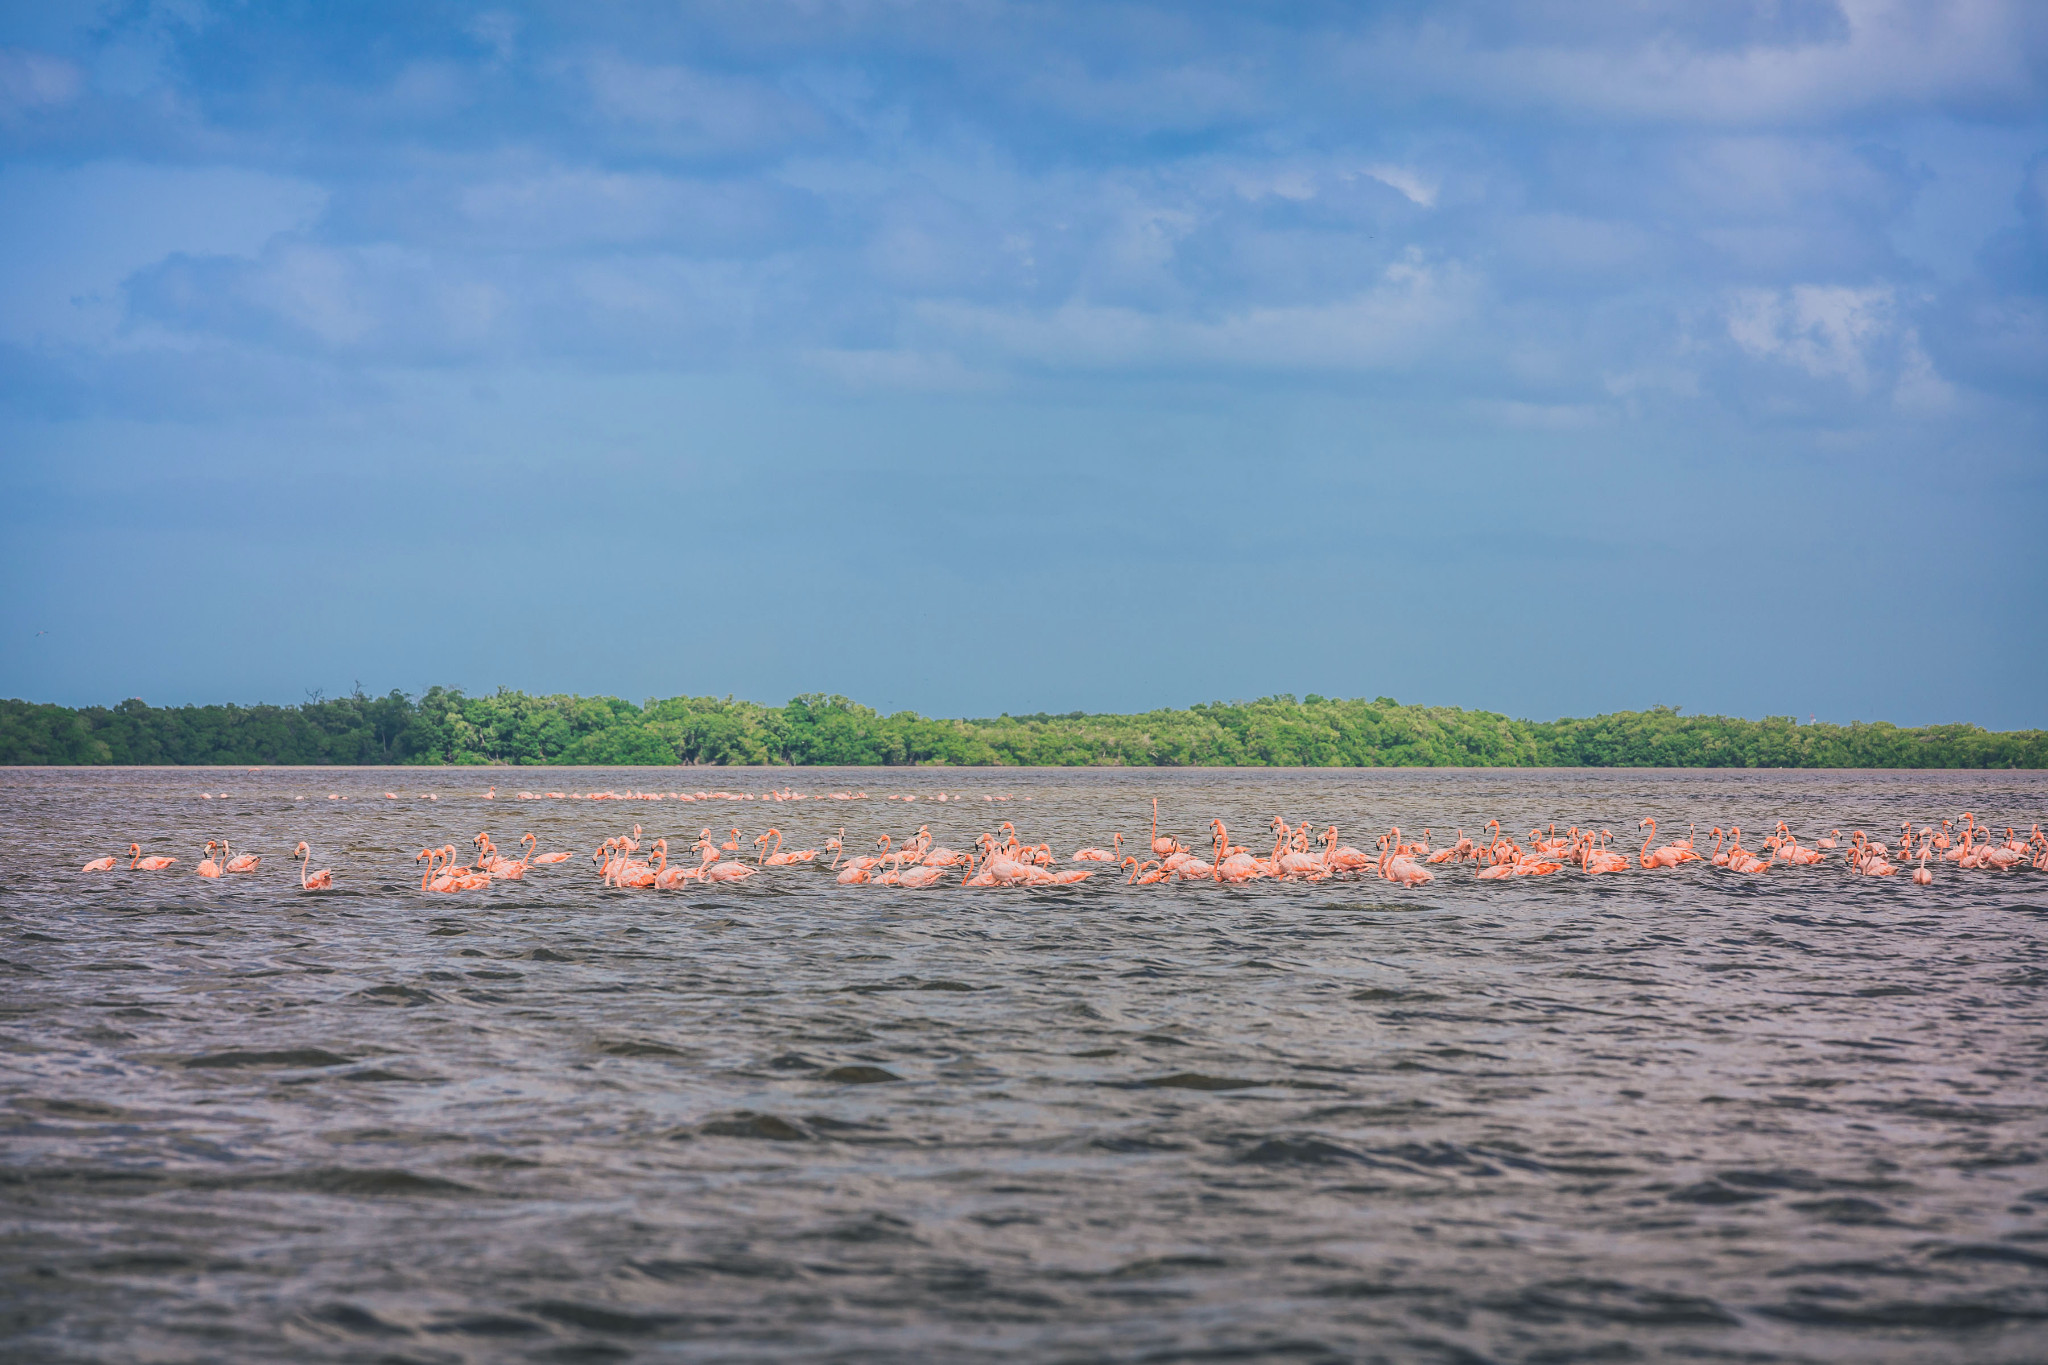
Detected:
[82,803,2046,893]
[82,841,334,889]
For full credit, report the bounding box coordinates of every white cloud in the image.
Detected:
[911,249,1475,372]
[1350,0,2047,124]
[1728,284,1892,389]
[1727,282,1953,407]
[1360,164,1437,208]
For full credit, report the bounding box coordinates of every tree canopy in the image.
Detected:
[2,690,2039,768]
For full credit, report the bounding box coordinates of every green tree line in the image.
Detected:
[2,689,2041,768]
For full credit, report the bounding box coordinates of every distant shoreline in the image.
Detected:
[6,691,2042,769]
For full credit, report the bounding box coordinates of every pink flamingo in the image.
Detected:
[1323,827,1371,871]
[294,842,333,890]
[441,845,491,890]
[1073,833,1121,863]
[529,830,573,866]
[1425,829,1465,865]
[756,828,812,866]
[1637,819,1691,869]
[1724,829,1771,874]
[223,843,260,873]
[1120,855,1168,885]
[1709,828,1731,867]
[652,840,698,889]
[1380,829,1436,885]
[81,853,117,872]
[128,843,177,871]
[1582,832,1629,874]
[474,833,520,875]
[196,841,223,878]
[1912,847,1933,885]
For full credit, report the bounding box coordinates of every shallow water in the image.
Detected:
[3,765,2046,1364]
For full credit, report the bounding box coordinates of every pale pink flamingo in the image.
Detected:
[474,833,520,875]
[1425,829,1464,864]
[1212,821,1265,882]
[653,840,698,889]
[1379,828,1436,885]
[441,844,491,890]
[529,830,573,866]
[81,853,117,872]
[1582,832,1629,874]
[196,841,223,878]
[1724,829,1771,874]
[702,850,756,883]
[1323,827,1371,871]
[1912,847,1933,885]
[222,843,260,873]
[294,841,333,890]
[1073,833,1121,862]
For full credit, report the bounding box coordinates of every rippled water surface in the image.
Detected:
[4,766,2047,1363]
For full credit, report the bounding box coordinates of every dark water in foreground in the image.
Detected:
[3,766,2046,1364]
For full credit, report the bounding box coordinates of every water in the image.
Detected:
[3,765,2046,1364]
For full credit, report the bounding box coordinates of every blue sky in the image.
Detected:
[1,2,2043,726]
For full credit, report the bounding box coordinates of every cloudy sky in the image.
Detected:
[1,1,2043,726]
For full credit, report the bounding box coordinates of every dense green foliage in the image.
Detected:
[2,690,2041,768]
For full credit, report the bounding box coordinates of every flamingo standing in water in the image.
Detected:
[1724,829,1772,874]
[128,843,177,871]
[529,831,573,866]
[223,843,260,873]
[1638,819,1693,869]
[1379,829,1436,885]
[1912,847,1933,885]
[1073,832,1121,863]
[294,842,333,890]
[1323,827,1371,871]
[651,839,698,889]
[897,861,949,888]
[755,829,807,866]
[1582,832,1629,874]
[1122,856,1169,885]
[699,836,756,883]
[81,853,117,872]
[490,836,530,880]
[197,841,223,878]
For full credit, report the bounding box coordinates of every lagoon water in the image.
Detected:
[3,765,2046,1363]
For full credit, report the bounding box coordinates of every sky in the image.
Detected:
[0,1,2044,727]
